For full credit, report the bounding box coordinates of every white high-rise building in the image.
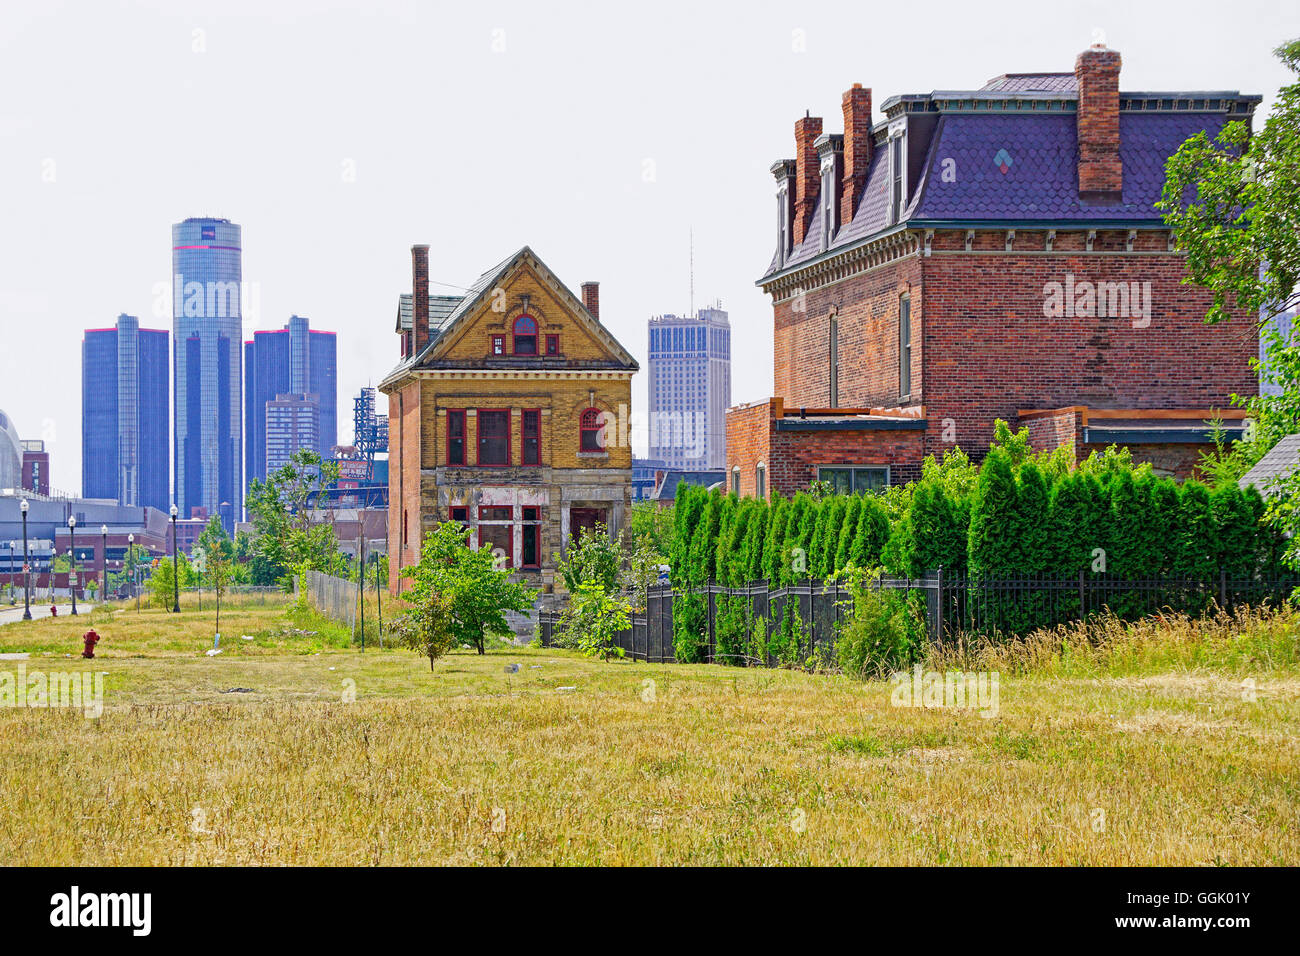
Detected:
[647,306,731,471]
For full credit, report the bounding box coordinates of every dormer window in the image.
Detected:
[513,314,538,355]
[889,126,906,224]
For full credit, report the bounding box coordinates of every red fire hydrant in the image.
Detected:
[82,629,100,659]
[50,604,57,617]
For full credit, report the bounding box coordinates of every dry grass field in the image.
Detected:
[1,599,1297,865]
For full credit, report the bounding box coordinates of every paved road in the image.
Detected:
[0,603,95,626]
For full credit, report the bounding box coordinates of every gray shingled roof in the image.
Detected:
[1239,434,1300,498]
[653,470,726,501]
[395,294,463,334]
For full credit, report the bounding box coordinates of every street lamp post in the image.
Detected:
[128,532,138,613]
[358,531,365,651]
[19,498,30,620]
[170,505,180,613]
[100,524,107,605]
[67,515,77,615]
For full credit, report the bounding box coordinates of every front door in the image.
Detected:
[569,508,608,548]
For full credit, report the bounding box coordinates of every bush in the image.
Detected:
[836,571,924,677]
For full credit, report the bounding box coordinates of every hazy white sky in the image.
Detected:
[1,0,1295,493]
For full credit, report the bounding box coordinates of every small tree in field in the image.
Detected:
[392,589,456,671]
[559,580,630,660]
[197,516,234,636]
[400,521,535,657]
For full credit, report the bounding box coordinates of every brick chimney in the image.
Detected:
[792,113,823,247]
[1075,44,1123,201]
[581,281,600,322]
[411,244,429,354]
[841,85,873,226]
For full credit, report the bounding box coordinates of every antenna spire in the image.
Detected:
[689,227,695,319]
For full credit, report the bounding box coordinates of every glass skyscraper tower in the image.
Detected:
[82,315,170,511]
[244,315,338,488]
[173,217,243,533]
[647,306,731,470]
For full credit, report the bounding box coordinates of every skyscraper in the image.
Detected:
[173,217,243,532]
[244,315,337,486]
[81,315,170,511]
[647,306,731,470]
[265,393,321,474]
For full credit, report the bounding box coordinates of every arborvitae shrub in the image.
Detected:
[967,446,1019,577]
[1209,482,1256,579]
[764,498,789,582]
[1015,461,1051,575]
[834,496,863,574]
[1175,481,1215,579]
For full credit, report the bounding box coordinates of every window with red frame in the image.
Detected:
[545,334,559,356]
[491,334,504,356]
[579,407,605,453]
[513,315,538,355]
[447,410,466,465]
[522,409,540,465]
[521,505,541,568]
[477,409,510,465]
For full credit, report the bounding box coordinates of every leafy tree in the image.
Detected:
[557,580,631,661]
[622,533,664,614]
[392,589,455,671]
[555,522,620,594]
[629,500,674,558]
[1159,41,1300,545]
[196,516,235,636]
[400,521,535,656]
[245,449,346,589]
[1158,39,1300,329]
[148,557,177,610]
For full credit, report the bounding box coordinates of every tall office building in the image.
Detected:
[173,216,243,532]
[244,315,337,486]
[647,305,731,470]
[81,315,170,511]
[265,393,321,474]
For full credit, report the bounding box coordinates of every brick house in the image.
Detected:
[729,44,1262,497]
[381,245,637,596]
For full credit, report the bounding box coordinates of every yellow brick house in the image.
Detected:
[381,245,637,596]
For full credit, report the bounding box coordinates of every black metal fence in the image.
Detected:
[536,570,1300,666]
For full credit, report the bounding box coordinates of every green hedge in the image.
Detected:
[667,438,1288,651]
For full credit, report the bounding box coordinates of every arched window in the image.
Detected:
[513,314,538,355]
[580,407,605,452]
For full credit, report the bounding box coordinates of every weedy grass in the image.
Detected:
[0,603,1296,865]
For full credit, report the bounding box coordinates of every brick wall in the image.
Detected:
[1021,408,1086,458]
[389,380,423,594]
[770,230,1256,471]
[725,400,774,497]
[921,233,1257,462]
[768,427,925,495]
[773,256,923,407]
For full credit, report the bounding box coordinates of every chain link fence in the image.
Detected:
[297,570,356,633]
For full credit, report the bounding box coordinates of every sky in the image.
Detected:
[1,0,1296,494]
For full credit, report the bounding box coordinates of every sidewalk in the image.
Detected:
[0,603,96,626]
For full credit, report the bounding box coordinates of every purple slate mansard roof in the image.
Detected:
[762,63,1260,282]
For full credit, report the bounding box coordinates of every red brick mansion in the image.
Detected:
[727,44,1262,497]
